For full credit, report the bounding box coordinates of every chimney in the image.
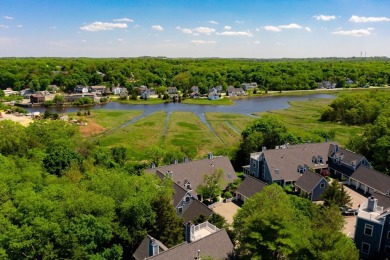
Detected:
[195,249,201,260]
[367,196,378,212]
[148,237,159,257]
[185,221,194,243]
[333,144,339,154]
[184,156,189,163]
[208,153,213,159]
[275,169,279,174]
[262,146,266,152]
[166,170,173,179]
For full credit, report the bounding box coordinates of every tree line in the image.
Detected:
[0,58,389,94]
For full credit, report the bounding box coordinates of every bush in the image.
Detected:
[223,191,233,199]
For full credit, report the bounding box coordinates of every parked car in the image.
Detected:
[340,206,358,216]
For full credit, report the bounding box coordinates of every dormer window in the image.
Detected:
[186,183,192,190]
[185,196,190,203]
[178,207,183,214]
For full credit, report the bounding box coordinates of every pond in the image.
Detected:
[27,94,335,117]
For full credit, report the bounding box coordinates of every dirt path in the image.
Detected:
[0,113,33,126]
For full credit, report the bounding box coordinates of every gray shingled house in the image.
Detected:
[349,166,390,196]
[133,222,234,260]
[294,170,328,201]
[235,175,268,202]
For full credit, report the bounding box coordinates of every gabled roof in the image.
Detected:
[373,192,390,209]
[294,170,325,193]
[133,235,169,260]
[350,166,390,195]
[173,183,189,207]
[264,142,337,182]
[181,199,213,223]
[146,156,236,196]
[236,175,267,199]
[146,229,234,260]
[328,144,365,166]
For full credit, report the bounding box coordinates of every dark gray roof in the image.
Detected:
[181,199,213,223]
[133,235,169,260]
[373,192,390,209]
[236,175,268,199]
[146,156,237,196]
[173,183,189,207]
[146,229,234,260]
[294,170,325,193]
[350,166,390,195]
[264,142,337,182]
[328,144,365,166]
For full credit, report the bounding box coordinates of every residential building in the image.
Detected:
[294,170,328,201]
[146,154,237,198]
[354,196,390,258]
[328,144,370,180]
[235,175,268,202]
[74,85,89,94]
[243,142,335,187]
[47,85,59,93]
[64,93,97,103]
[167,87,178,94]
[349,166,390,196]
[134,221,234,260]
[317,81,336,89]
[191,86,199,93]
[241,83,252,91]
[30,93,45,103]
[112,87,127,95]
[20,88,34,98]
[227,86,245,96]
[90,85,107,94]
[3,88,19,96]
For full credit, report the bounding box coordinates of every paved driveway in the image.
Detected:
[342,185,369,238]
[211,201,240,225]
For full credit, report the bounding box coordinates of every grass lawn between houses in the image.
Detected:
[181,97,234,106]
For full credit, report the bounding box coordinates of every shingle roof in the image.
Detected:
[328,144,365,166]
[173,183,189,207]
[236,175,267,199]
[180,199,213,223]
[373,192,390,209]
[294,170,325,193]
[146,229,234,260]
[133,235,169,260]
[146,156,237,196]
[264,142,337,183]
[350,166,390,195]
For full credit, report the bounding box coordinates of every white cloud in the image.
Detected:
[264,26,281,32]
[278,23,302,29]
[176,26,193,34]
[152,25,164,31]
[3,16,14,20]
[113,18,133,22]
[264,23,302,32]
[235,20,245,24]
[209,20,218,24]
[16,24,23,28]
[349,15,390,23]
[80,22,127,31]
[255,28,260,32]
[193,27,215,35]
[191,40,216,45]
[0,24,9,29]
[224,26,231,30]
[332,28,373,37]
[305,27,311,32]
[314,15,336,21]
[217,31,253,37]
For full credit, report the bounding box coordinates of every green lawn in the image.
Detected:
[117,98,167,105]
[88,110,143,129]
[205,112,256,147]
[164,112,224,158]
[254,98,364,145]
[98,111,167,161]
[181,97,234,105]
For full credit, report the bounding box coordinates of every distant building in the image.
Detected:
[30,93,45,103]
[74,85,89,94]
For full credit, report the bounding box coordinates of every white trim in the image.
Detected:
[364,223,373,236]
[361,242,370,255]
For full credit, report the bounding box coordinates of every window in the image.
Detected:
[364,224,373,236]
[385,246,390,255]
[361,243,370,255]
[185,196,190,203]
[178,207,183,214]
[252,171,255,176]
[387,231,390,239]
[320,183,325,188]
[252,161,256,168]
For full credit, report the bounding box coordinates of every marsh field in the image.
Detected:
[75,94,366,162]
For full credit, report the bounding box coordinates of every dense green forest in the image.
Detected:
[0,58,389,93]
[320,90,390,174]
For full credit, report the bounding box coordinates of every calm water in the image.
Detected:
[28,94,335,117]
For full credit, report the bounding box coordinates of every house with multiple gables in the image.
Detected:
[294,170,329,201]
[74,85,89,94]
[349,166,390,196]
[227,86,245,97]
[235,175,268,202]
[134,221,234,260]
[112,87,127,95]
[146,154,237,199]
[167,87,178,94]
[328,144,371,180]
[243,142,334,186]
[354,195,390,258]
[90,85,107,95]
[241,82,257,91]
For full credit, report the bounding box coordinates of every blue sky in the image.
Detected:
[1,0,389,58]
